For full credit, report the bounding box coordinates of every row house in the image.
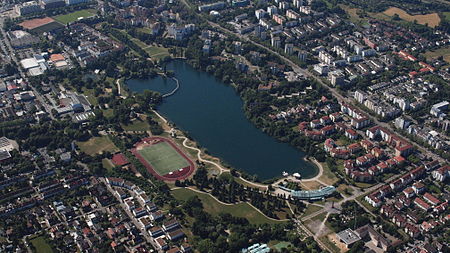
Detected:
[414,197,431,211]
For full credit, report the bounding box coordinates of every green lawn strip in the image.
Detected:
[301,204,323,218]
[53,9,96,24]
[121,120,150,131]
[172,188,285,225]
[77,136,119,155]
[30,236,54,253]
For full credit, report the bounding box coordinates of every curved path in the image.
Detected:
[172,186,288,222]
[162,77,180,98]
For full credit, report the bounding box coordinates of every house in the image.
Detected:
[347,143,362,154]
[149,211,164,221]
[155,237,168,250]
[365,194,382,207]
[181,243,192,252]
[138,216,152,230]
[166,247,182,253]
[403,187,415,198]
[414,197,431,211]
[404,223,420,238]
[432,165,449,182]
[345,129,359,140]
[324,138,336,152]
[434,201,448,213]
[320,125,335,135]
[412,182,425,194]
[148,226,163,237]
[162,219,180,232]
[167,229,185,241]
[423,193,440,206]
[330,148,350,159]
[360,140,374,150]
[380,205,395,218]
[371,147,384,158]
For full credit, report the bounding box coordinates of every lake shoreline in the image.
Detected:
[126,60,319,181]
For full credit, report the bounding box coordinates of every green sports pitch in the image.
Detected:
[53,10,96,24]
[136,141,190,176]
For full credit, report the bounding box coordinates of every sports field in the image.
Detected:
[137,141,189,175]
[132,137,195,180]
[53,9,96,24]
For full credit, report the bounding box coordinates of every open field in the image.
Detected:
[137,141,190,176]
[318,162,339,185]
[77,136,118,155]
[121,120,150,131]
[30,236,54,253]
[172,188,286,225]
[424,46,450,63]
[144,46,170,60]
[53,9,96,24]
[301,204,323,218]
[382,7,440,27]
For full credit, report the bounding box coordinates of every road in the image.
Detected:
[101,177,161,252]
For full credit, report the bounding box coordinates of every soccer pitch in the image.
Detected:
[53,10,96,24]
[137,141,190,176]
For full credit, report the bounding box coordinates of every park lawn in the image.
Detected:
[137,27,152,34]
[172,188,285,225]
[269,241,292,251]
[382,7,440,27]
[337,184,354,196]
[311,212,328,222]
[318,162,339,185]
[102,158,115,171]
[30,236,54,253]
[103,108,114,118]
[81,87,98,106]
[121,120,150,131]
[355,181,375,188]
[424,46,450,63]
[131,38,148,49]
[301,180,324,190]
[443,12,450,22]
[77,136,119,155]
[301,204,323,218]
[145,46,170,60]
[53,9,96,24]
[319,235,341,253]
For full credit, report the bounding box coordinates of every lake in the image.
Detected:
[126,60,318,181]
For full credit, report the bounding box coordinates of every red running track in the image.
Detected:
[131,136,195,181]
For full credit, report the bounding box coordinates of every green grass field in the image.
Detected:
[172,188,285,225]
[121,120,150,131]
[137,141,189,176]
[53,9,96,24]
[30,236,54,253]
[144,46,170,60]
[77,136,118,155]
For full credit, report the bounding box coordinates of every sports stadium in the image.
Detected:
[131,137,195,181]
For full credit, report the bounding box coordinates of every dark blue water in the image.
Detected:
[126,61,318,180]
